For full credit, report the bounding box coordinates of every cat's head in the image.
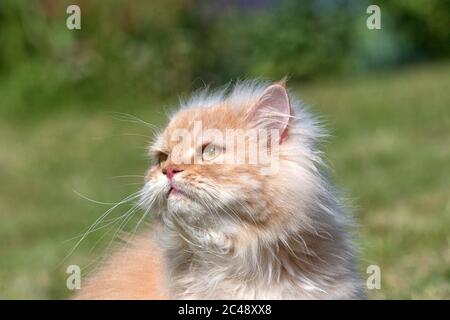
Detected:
[141,81,325,245]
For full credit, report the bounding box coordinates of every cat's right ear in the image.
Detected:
[245,83,291,141]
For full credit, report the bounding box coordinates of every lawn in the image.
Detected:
[0,63,449,299]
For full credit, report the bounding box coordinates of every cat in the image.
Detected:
[74,80,365,299]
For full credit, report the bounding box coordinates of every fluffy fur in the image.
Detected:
[74,80,365,299]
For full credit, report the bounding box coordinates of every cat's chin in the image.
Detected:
[166,192,207,222]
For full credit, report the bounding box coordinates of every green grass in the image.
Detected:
[0,63,449,299]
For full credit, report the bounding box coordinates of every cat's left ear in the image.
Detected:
[246,82,291,142]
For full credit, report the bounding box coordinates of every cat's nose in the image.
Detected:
[162,165,184,180]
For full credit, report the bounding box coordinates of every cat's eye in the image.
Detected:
[202,144,223,161]
[157,153,168,166]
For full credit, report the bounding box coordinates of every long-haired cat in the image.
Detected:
[74,81,365,299]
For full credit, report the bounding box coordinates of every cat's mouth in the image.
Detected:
[167,185,188,199]
[167,186,176,196]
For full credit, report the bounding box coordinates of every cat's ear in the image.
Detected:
[246,82,291,141]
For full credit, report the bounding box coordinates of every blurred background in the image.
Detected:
[0,0,449,299]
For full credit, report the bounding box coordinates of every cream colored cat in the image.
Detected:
[74,81,365,299]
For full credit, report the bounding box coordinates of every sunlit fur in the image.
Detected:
[75,80,365,299]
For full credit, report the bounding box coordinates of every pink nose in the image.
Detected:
[162,165,184,180]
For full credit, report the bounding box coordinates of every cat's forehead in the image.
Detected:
[167,104,244,132]
[151,103,245,152]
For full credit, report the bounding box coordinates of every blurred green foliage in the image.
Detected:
[0,0,449,117]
